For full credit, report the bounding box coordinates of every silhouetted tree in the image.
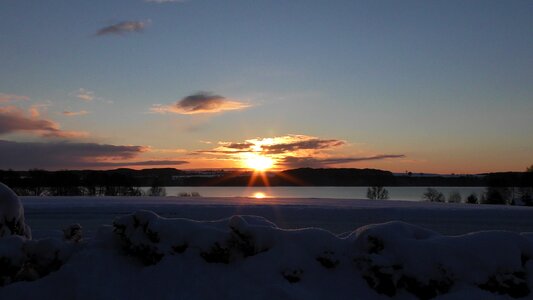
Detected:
[27,169,48,196]
[366,186,389,200]
[482,175,512,205]
[516,187,533,206]
[447,191,462,203]
[0,170,21,191]
[49,171,83,196]
[422,188,445,202]
[148,177,166,196]
[465,193,478,204]
[482,187,511,205]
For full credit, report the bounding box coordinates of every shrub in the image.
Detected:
[465,193,478,204]
[367,186,390,200]
[422,188,445,202]
[482,187,511,205]
[447,191,462,203]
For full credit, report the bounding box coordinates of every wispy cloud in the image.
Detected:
[91,160,188,167]
[28,105,41,118]
[0,140,188,170]
[75,88,95,101]
[0,93,29,103]
[259,138,344,154]
[151,92,251,115]
[62,110,89,117]
[0,106,86,138]
[145,0,188,3]
[207,135,345,155]
[280,155,406,168]
[96,20,150,36]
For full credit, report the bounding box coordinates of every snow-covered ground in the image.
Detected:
[22,196,533,238]
[2,189,533,299]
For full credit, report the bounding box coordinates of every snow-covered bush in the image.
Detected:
[0,182,31,239]
[63,224,82,243]
[1,205,533,299]
[19,238,77,281]
[351,221,532,299]
[0,236,26,286]
[0,183,78,286]
[112,210,277,265]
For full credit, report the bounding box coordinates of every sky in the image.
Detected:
[0,0,532,173]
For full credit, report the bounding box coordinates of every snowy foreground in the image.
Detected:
[2,188,533,299]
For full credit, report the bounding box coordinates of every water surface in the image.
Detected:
[158,186,486,201]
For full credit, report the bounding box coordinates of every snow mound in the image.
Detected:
[0,182,31,239]
[112,210,291,265]
[1,209,532,299]
[351,221,532,299]
[0,235,78,286]
[109,211,533,299]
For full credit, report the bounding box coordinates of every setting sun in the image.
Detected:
[252,192,266,199]
[243,154,274,171]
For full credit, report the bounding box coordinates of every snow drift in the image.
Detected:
[0,182,31,239]
[1,183,533,299]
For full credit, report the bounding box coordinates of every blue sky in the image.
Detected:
[0,0,532,172]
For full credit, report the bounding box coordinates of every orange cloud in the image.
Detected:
[0,93,29,103]
[195,134,405,169]
[0,106,87,138]
[62,110,89,117]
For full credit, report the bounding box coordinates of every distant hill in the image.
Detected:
[1,168,531,190]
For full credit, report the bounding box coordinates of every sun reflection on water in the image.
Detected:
[252,192,267,199]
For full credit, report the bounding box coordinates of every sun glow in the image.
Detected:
[244,153,274,171]
[253,192,266,199]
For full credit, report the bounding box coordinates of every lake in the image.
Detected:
[156,186,486,201]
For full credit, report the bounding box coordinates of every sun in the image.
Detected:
[252,192,267,199]
[244,153,274,171]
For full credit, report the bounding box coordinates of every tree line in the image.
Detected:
[1,167,532,201]
[366,167,533,206]
[0,169,166,196]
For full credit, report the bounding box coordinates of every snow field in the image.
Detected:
[1,183,533,299]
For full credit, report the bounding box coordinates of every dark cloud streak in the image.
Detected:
[0,140,188,170]
[262,139,345,154]
[0,107,85,138]
[96,21,149,36]
[281,155,406,168]
[151,92,250,114]
[213,138,346,154]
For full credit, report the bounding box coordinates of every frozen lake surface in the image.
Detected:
[156,186,486,201]
[22,196,533,239]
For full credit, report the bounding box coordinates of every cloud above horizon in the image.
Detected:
[96,20,150,36]
[145,0,187,3]
[203,135,346,155]
[0,93,29,103]
[0,140,188,170]
[62,110,89,117]
[280,155,406,168]
[197,134,405,169]
[75,88,95,101]
[0,106,86,138]
[151,92,250,115]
